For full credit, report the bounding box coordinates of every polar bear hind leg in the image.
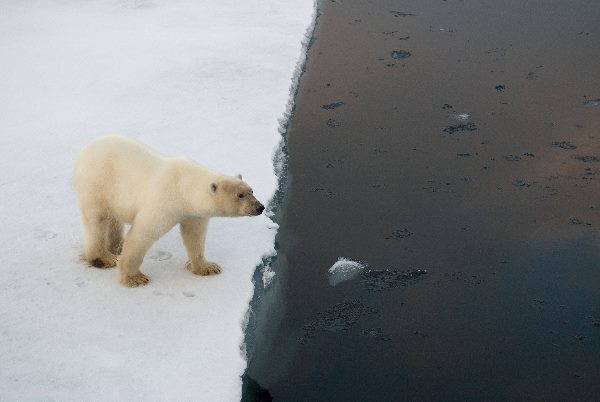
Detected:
[81,207,118,269]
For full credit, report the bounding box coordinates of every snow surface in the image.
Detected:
[0,1,314,400]
[328,258,367,286]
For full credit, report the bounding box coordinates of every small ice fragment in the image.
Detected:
[442,122,477,134]
[328,257,366,286]
[584,99,600,107]
[390,11,416,17]
[448,113,470,121]
[551,140,577,150]
[321,101,345,110]
[391,50,411,59]
[262,266,275,288]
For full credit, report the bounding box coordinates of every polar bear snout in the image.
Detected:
[244,198,264,216]
[253,203,265,216]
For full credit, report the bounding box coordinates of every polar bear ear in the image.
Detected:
[210,183,218,193]
[236,174,242,180]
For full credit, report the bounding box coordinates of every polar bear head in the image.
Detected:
[209,175,265,217]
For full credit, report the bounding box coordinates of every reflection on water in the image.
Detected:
[244,0,600,400]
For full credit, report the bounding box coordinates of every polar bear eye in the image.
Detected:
[238,193,245,199]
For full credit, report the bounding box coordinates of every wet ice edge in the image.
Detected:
[241,0,320,361]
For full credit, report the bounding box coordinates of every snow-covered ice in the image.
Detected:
[0,1,314,400]
[328,258,367,286]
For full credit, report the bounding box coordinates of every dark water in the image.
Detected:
[244,0,600,400]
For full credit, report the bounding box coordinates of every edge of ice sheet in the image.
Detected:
[270,0,319,216]
[240,0,320,369]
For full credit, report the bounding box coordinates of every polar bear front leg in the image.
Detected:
[118,217,173,287]
[180,217,222,276]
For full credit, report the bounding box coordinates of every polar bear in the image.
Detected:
[73,135,264,287]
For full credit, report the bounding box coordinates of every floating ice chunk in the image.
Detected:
[328,257,367,286]
[448,113,471,121]
[391,50,411,59]
[262,266,276,288]
[584,98,600,107]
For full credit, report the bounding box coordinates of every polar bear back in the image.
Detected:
[73,135,173,223]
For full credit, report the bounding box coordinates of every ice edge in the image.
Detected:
[240,0,321,390]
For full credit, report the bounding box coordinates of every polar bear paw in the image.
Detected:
[120,272,150,287]
[186,260,222,276]
[89,253,118,269]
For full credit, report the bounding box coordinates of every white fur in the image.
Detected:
[73,135,263,287]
